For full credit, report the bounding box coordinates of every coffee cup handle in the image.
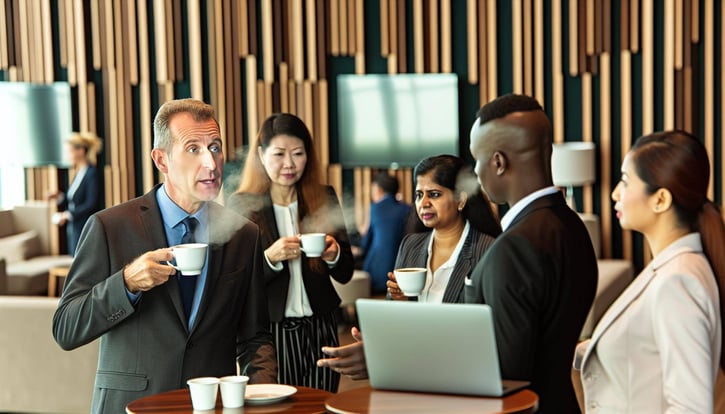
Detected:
[166,261,180,272]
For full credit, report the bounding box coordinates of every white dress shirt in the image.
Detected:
[500,186,559,231]
[420,221,470,303]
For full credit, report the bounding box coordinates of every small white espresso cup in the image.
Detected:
[299,233,326,258]
[219,375,249,408]
[168,243,208,275]
[187,377,220,410]
[393,267,427,296]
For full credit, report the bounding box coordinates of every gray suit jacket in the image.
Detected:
[394,227,495,303]
[53,185,277,413]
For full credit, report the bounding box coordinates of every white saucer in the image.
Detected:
[245,384,297,405]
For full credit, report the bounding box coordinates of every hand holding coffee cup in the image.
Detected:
[299,233,327,258]
[393,267,427,297]
[167,243,208,275]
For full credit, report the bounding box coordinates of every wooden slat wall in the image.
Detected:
[5,1,724,265]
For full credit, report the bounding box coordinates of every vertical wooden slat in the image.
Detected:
[317,0,329,77]
[273,0,283,66]
[413,0,424,73]
[172,0,183,81]
[232,0,244,151]
[32,0,44,82]
[74,0,88,130]
[40,0,53,82]
[164,0,175,82]
[328,164,342,202]
[0,1,8,69]
[318,79,329,163]
[522,0,533,95]
[569,0,578,75]
[262,0,274,82]
[292,0,304,82]
[600,52,612,257]
[89,0,101,70]
[331,0,339,55]
[477,0,487,102]
[256,80,266,130]
[239,0,248,56]
[440,0,451,73]
[222,0,234,149]
[246,56,259,145]
[248,0,258,55]
[379,0,388,56]
[552,0,564,142]
[603,0,611,53]
[126,0,138,85]
[534,0,544,105]
[641,0,653,134]
[620,50,633,260]
[486,0,497,101]
[512,0,523,93]
[631,0,639,52]
[17,0,29,81]
[288,79,297,114]
[722,0,725,221]
[581,72,592,212]
[664,0,675,130]
[354,0,365,74]
[388,0,397,66]
[279,62,289,112]
[675,0,683,69]
[348,0,356,54]
[87,82,96,134]
[396,0,406,72]
[137,0,153,192]
[703,0,714,199]
[153,0,168,82]
[578,0,587,72]
[428,0,438,73]
[620,0,630,50]
[306,0,318,80]
[683,0,693,132]
[339,0,348,55]
[188,0,203,99]
[691,0,699,43]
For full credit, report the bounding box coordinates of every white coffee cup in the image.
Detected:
[393,267,427,296]
[300,233,326,258]
[219,375,249,408]
[168,243,208,276]
[187,377,220,410]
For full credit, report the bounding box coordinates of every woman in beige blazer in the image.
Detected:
[573,130,725,413]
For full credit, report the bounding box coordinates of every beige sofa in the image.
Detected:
[0,296,98,413]
[0,202,73,295]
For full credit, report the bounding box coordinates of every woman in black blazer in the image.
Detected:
[227,113,353,392]
[50,132,102,255]
[387,155,501,303]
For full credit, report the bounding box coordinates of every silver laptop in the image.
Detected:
[355,299,530,397]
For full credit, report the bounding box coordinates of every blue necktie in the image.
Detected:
[178,217,198,321]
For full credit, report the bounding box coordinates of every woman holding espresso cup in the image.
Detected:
[227,113,354,392]
[387,154,501,302]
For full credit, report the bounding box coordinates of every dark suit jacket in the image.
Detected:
[465,192,598,414]
[227,186,354,322]
[361,195,411,292]
[52,185,277,413]
[394,227,495,303]
[59,165,101,254]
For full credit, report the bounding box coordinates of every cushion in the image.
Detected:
[0,258,7,294]
[0,231,41,264]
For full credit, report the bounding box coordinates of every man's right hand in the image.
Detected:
[123,248,176,293]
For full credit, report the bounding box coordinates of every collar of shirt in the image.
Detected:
[156,184,209,245]
[427,220,471,270]
[500,186,559,231]
[67,165,89,198]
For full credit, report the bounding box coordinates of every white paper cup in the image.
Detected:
[219,375,249,408]
[393,267,427,296]
[187,377,219,410]
[168,243,208,276]
[300,233,326,258]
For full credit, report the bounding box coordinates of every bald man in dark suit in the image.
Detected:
[467,94,597,413]
[53,99,277,413]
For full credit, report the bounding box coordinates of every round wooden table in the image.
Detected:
[125,386,332,414]
[325,386,539,413]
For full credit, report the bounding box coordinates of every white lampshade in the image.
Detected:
[552,142,596,186]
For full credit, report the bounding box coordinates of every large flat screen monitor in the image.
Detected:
[336,74,459,168]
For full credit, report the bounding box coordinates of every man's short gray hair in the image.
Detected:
[153,99,217,151]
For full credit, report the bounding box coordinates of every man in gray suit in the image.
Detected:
[467,94,597,413]
[53,99,277,413]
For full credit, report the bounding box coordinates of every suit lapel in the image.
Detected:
[442,230,474,303]
[138,188,188,327]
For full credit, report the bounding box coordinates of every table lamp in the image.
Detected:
[551,142,596,211]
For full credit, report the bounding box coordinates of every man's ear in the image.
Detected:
[151,148,168,174]
[493,151,507,176]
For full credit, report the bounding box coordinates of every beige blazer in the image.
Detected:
[576,233,721,413]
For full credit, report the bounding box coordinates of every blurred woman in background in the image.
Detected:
[227,113,353,392]
[49,132,102,255]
